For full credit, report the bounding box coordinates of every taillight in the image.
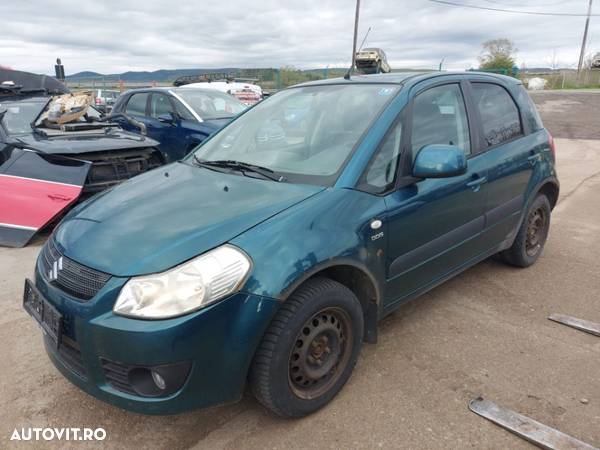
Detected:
[95,97,101,105]
[548,131,556,160]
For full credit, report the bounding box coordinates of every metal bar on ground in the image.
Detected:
[469,397,598,450]
[548,314,600,337]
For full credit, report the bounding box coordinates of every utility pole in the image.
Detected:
[350,0,361,73]
[577,0,594,74]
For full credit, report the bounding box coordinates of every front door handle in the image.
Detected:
[466,176,487,192]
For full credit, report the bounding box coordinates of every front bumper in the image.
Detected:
[33,260,280,415]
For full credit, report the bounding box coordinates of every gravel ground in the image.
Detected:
[1,91,599,450]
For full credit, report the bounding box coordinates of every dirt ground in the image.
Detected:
[1,91,600,449]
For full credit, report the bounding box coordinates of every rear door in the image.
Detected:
[119,91,151,133]
[466,80,536,246]
[381,78,489,307]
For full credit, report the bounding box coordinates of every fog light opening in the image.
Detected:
[152,370,166,390]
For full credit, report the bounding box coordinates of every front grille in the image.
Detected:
[100,359,136,395]
[46,335,87,380]
[40,238,111,301]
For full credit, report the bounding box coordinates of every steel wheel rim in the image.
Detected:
[525,206,548,257]
[288,307,353,400]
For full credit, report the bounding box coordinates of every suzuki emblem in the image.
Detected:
[48,257,63,281]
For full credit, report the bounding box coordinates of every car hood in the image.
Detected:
[12,130,159,155]
[54,162,324,276]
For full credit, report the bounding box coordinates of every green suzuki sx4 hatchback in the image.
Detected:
[24,72,558,418]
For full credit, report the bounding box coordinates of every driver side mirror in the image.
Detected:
[412,144,467,179]
[158,112,176,124]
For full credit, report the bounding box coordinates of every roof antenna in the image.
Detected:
[344,0,361,80]
[359,27,371,52]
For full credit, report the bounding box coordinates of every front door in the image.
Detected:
[383,80,489,307]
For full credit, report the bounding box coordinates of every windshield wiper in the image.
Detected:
[194,157,286,182]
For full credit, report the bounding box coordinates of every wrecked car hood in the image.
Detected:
[12,130,159,154]
[54,162,324,276]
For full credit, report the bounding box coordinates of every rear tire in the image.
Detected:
[249,277,364,418]
[501,194,551,267]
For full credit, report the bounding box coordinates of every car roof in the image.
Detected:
[294,71,521,88]
[121,86,229,95]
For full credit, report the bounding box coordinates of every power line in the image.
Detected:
[429,0,600,16]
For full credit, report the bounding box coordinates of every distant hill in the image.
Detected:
[66,68,243,83]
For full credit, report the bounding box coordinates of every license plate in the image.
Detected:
[23,278,62,348]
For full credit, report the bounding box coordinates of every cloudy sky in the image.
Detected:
[1,0,598,75]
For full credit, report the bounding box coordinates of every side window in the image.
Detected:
[515,85,543,133]
[173,100,195,121]
[149,94,174,118]
[361,119,403,192]
[125,93,149,116]
[411,84,471,160]
[472,83,522,147]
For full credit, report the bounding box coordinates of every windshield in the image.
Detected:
[175,89,246,119]
[191,84,399,185]
[0,100,44,134]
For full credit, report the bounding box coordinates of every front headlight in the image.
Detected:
[113,245,251,319]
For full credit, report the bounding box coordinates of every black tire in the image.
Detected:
[249,277,364,418]
[501,194,551,267]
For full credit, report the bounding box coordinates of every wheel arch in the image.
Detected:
[280,260,381,344]
[537,179,559,209]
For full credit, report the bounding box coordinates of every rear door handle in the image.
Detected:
[467,176,487,192]
[528,153,541,165]
[47,194,71,202]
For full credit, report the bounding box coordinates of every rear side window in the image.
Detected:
[125,93,149,116]
[471,83,522,147]
[411,83,471,159]
[515,85,544,132]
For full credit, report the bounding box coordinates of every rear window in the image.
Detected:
[125,93,149,116]
[471,83,522,147]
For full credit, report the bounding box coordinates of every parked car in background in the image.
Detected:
[24,72,558,419]
[0,69,161,247]
[111,87,246,162]
[592,53,600,69]
[94,89,120,113]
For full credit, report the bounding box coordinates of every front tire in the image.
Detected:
[501,194,551,267]
[249,277,364,418]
